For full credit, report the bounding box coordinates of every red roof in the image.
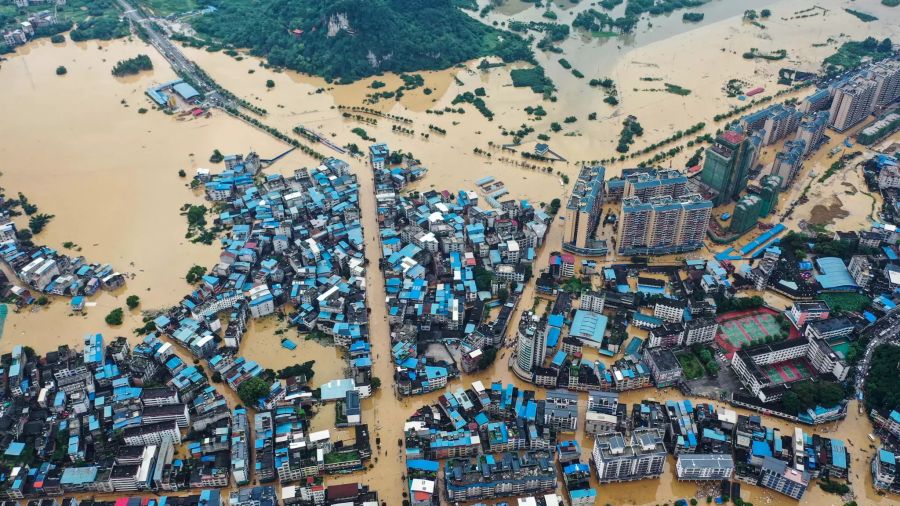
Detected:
[326,483,359,500]
[720,130,745,144]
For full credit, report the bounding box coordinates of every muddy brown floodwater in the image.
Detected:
[0,0,898,505]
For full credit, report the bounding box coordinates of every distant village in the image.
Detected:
[402,381,858,504]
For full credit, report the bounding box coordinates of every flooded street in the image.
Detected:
[0,0,897,504]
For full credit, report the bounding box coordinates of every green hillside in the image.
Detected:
[191,0,533,81]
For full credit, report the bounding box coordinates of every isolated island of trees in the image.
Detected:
[111,54,154,77]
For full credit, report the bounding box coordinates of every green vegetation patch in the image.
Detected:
[664,83,691,95]
[743,48,787,61]
[510,66,556,95]
[866,344,900,416]
[844,8,878,22]
[112,54,154,77]
[823,37,893,74]
[138,0,199,17]
[676,351,704,380]
[819,293,870,314]
[191,0,533,81]
[780,380,845,415]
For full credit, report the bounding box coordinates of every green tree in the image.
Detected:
[56,66,67,75]
[126,295,140,310]
[237,377,272,406]
[371,377,381,389]
[209,149,224,163]
[186,265,207,284]
[548,198,561,215]
[28,213,55,234]
[473,266,494,291]
[477,347,498,370]
[865,345,900,414]
[760,9,771,17]
[111,54,153,77]
[276,361,316,380]
[186,205,208,228]
[266,79,275,88]
[105,308,124,326]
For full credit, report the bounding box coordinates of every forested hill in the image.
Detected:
[191,0,534,81]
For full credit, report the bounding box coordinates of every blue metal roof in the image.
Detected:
[815,257,859,290]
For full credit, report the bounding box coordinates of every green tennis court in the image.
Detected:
[759,360,812,385]
[718,313,781,350]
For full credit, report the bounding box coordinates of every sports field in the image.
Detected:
[716,312,781,356]
[757,360,812,386]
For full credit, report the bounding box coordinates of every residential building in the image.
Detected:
[122,421,182,446]
[579,291,605,313]
[879,163,900,189]
[563,165,607,255]
[794,111,829,156]
[543,390,579,432]
[760,105,803,146]
[829,77,877,132]
[758,456,810,500]
[683,318,718,346]
[787,301,830,328]
[585,411,619,437]
[872,448,899,494]
[587,391,619,414]
[516,311,547,374]
[804,317,854,340]
[848,255,875,289]
[369,143,389,171]
[231,408,250,486]
[648,322,684,348]
[729,194,762,235]
[770,140,806,189]
[675,454,735,481]
[653,299,685,323]
[757,175,782,218]
[617,194,712,255]
[591,429,667,483]
[644,348,683,388]
[701,131,757,206]
[444,451,556,502]
[621,168,689,201]
[870,59,900,107]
